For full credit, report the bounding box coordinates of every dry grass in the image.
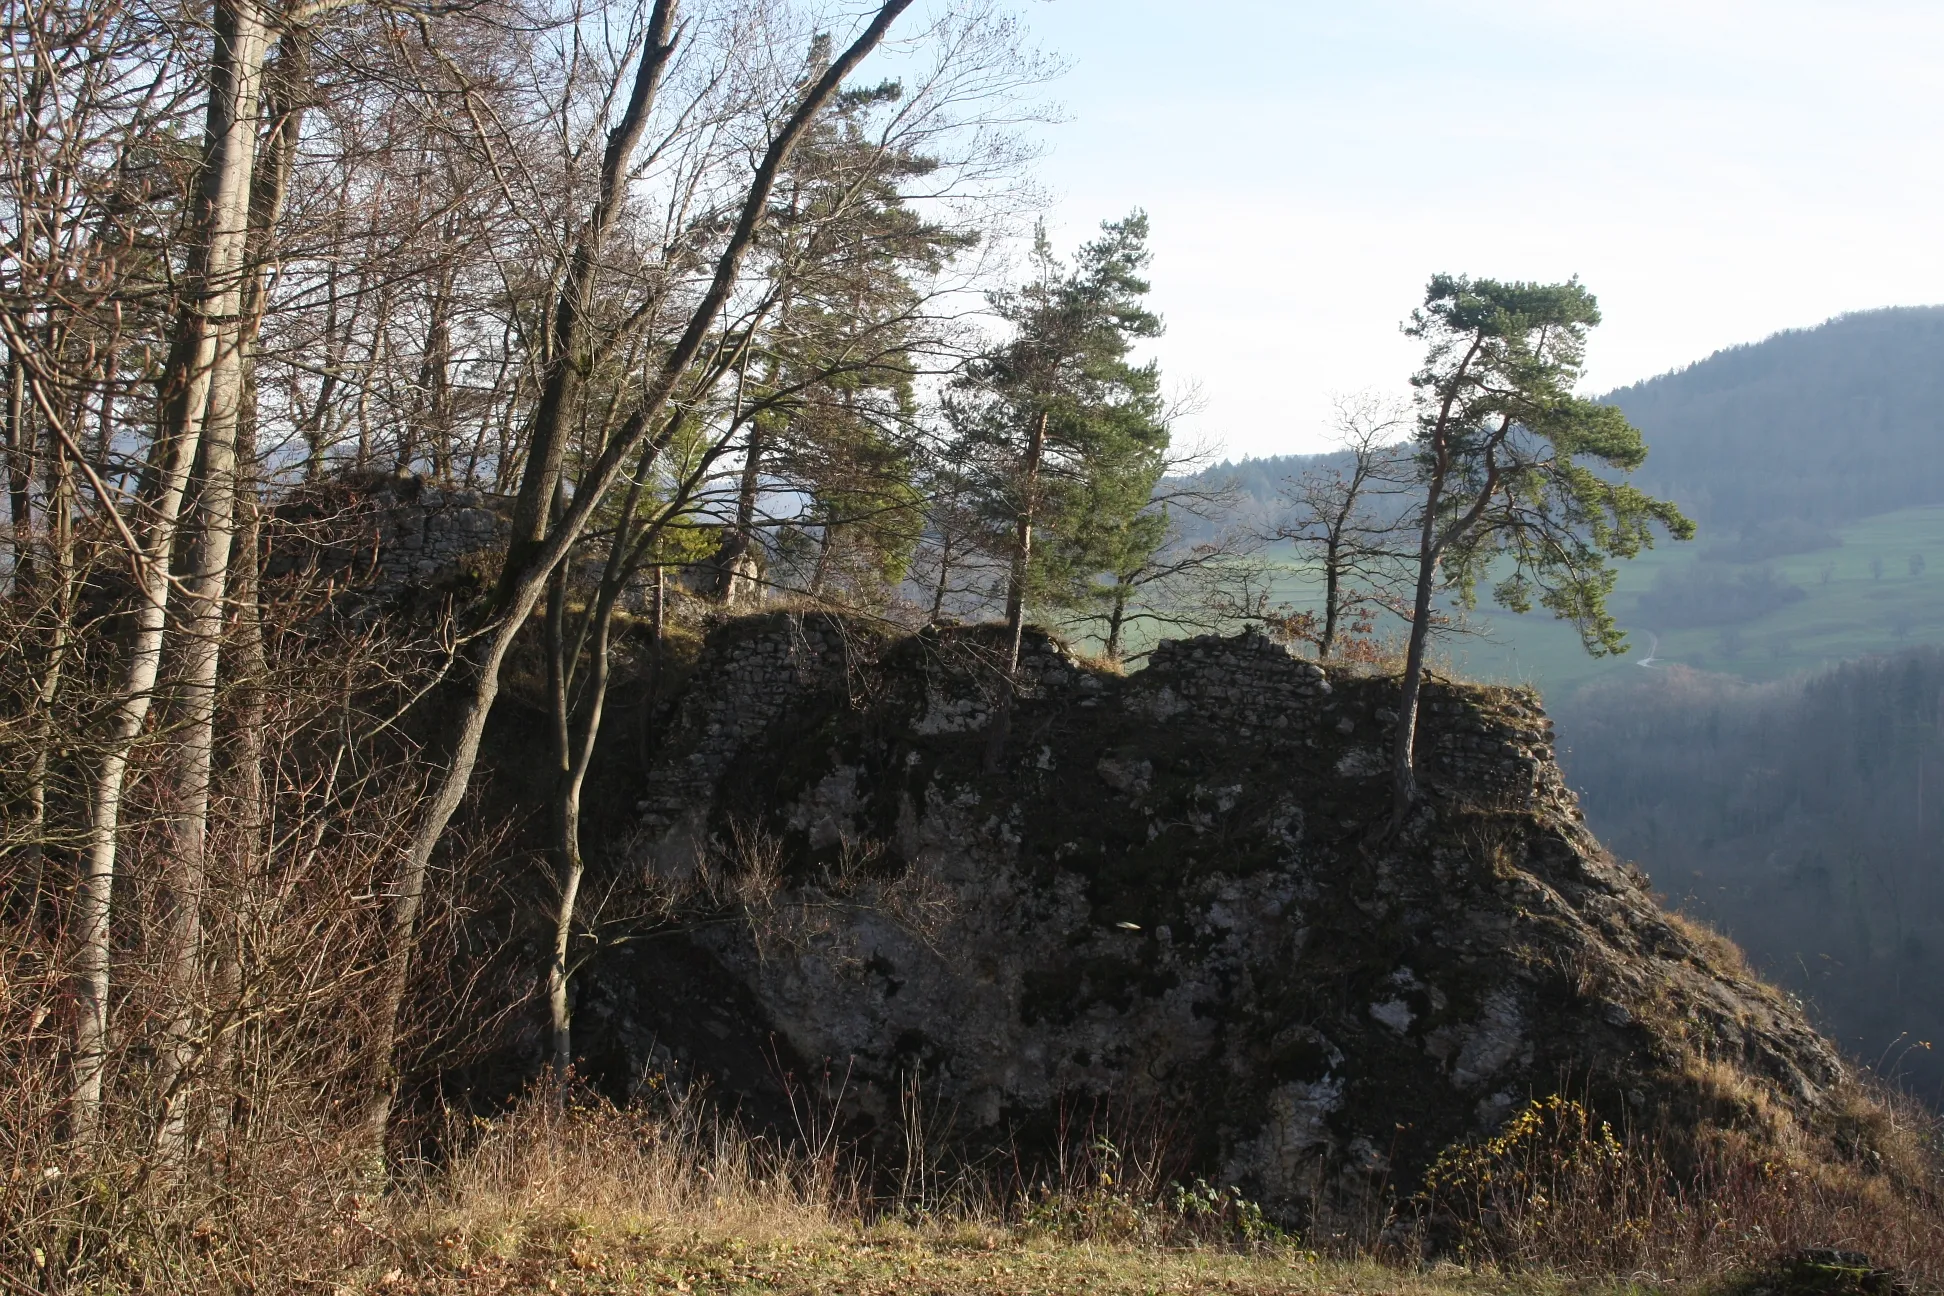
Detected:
[1660,908,1760,984]
[361,1092,1527,1295]
[349,1233,1542,1296]
[362,1089,1320,1295]
[412,1088,848,1257]
[355,1083,1944,1296]
[7,1076,1943,1295]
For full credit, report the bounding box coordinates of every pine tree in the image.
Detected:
[705,76,972,607]
[1390,274,1694,817]
[950,212,1168,679]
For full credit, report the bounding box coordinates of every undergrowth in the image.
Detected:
[8,1076,1942,1295]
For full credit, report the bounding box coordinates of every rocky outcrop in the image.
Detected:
[577,612,1850,1222]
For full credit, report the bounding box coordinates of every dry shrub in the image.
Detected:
[0,590,511,1292]
[0,770,437,1293]
[0,946,383,1293]
[1418,1093,1944,1282]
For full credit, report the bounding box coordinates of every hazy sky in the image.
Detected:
[1005,0,1944,460]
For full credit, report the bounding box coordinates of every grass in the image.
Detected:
[1246,505,1944,699]
[355,1230,1467,1295]
[305,1080,1941,1296]
[356,1094,1374,1295]
[12,1072,1941,1294]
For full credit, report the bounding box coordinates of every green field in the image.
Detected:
[1255,505,1944,702]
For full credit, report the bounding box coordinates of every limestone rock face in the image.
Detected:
[580,613,1845,1219]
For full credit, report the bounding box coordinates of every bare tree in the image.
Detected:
[533,11,1044,1082]
[56,0,280,1144]
[1269,394,1413,660]
[0,0,1063,1194]
[360,0,922,1148]
[153,24,311,1159]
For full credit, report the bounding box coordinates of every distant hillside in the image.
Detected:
[1199,306,1944,540]
[1609,306,1944,531]
[1181,450,1336,536]
[1558,649,1944,1103]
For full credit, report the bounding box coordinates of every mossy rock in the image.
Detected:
[576,614,1862,1229]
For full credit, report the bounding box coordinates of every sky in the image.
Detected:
[995,0,1944,460]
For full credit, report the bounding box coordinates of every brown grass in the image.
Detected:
[1661,907,1760,984]
[413,1088,847,1256]
[6,1072,1943,1295]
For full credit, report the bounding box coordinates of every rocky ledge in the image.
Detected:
[575,612,1850,1223]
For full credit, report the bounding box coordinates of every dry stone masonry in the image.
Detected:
[268,472,511,609]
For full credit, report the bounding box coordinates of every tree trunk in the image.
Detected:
[305,262,343,479]
[1390,536,1439,821]
[545,554,627,1094]
[23,437,74,909]
[1320,533,1341,659]
[153,0,277,1160]
[206,400,264,1155]
[499,0,679,596]
[4,347,31,589]
[929,532,952,622]
[543,557,578,1093]
[1002,409,1048,676]
[164,26,300,1157]
[71,0,271,1145]
[652,563,665,646]
[154,314,244,1160]
[986,408,1047,771]
[1389,337,1483,824]
[1105,583,1128,660]
[1391,431,1460,823]
[709,420,767,606]
[418,245,457,480]
[810,509,834,595]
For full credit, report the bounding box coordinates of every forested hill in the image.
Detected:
[1183,450,1336,535]
[1558,649,1944,1102]
[1609,306,1944,529]
[1204,306,1944,535]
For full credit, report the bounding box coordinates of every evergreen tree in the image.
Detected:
[950,212,1168,678]
[706,75,972,606]
[1390,274,1694,816]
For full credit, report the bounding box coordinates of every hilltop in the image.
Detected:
[1608,306,1944,533]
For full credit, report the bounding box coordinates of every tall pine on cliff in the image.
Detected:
[706,71,976,606]
[1390,275,1693,814]
[947,212,1170,676]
